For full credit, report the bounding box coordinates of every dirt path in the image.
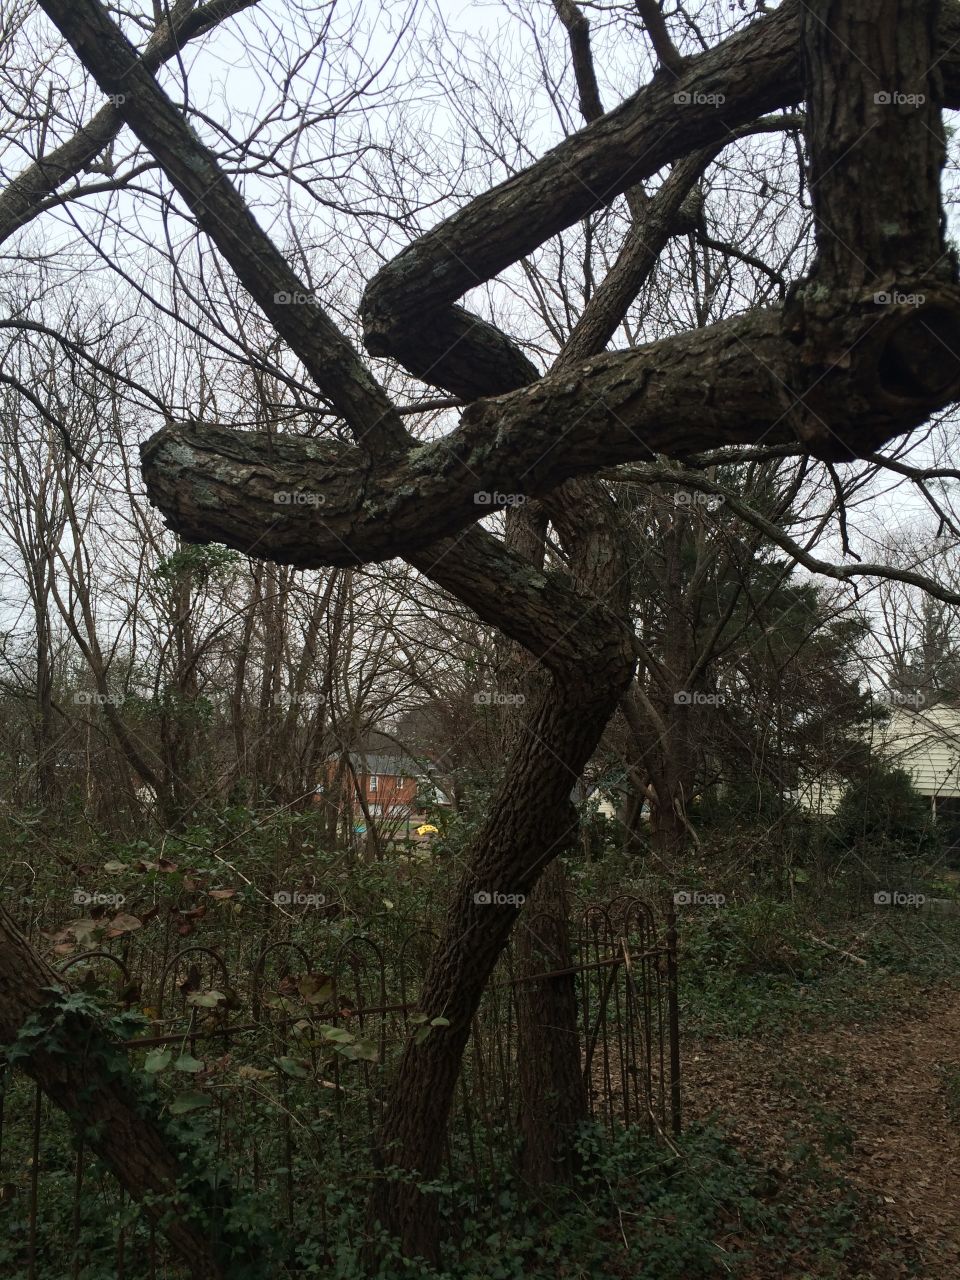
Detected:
[683,986,960,1277]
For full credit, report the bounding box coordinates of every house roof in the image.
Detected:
[348,753,421,778]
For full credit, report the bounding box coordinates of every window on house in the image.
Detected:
[369,775,378,792]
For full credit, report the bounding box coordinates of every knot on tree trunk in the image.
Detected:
[782,284,960,461]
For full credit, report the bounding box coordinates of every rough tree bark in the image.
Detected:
[515,860,587,1186]
[14,0,960,1271]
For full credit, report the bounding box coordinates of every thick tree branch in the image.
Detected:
[361,0,960,347]
[552,0,606,123]
[781,0,956,455]
[802,0,951,291]
[634,0,686,76]
[142,285,960,566]
[558,144,720,366]
[361,2,801,346]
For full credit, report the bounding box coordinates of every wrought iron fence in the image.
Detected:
[0,896,679,1278]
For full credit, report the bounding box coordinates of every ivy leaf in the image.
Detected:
[297,975,334,1005]
[69,918,103,945]
[173,1053,204,1073]
[343,1039,379,1063]
[276,1056,310,1078]
[319,1025,353,1044]
[169,1091,211,1115]
[144,1048,172,1073]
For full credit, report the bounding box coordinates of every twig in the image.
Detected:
[804,932,867,965]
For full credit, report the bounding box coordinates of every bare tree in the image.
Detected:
[0,0,959,1271]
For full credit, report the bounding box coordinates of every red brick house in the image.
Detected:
[352,753,418,817]
[319,752,445,822]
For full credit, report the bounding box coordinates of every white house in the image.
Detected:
[799,703,960,820]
